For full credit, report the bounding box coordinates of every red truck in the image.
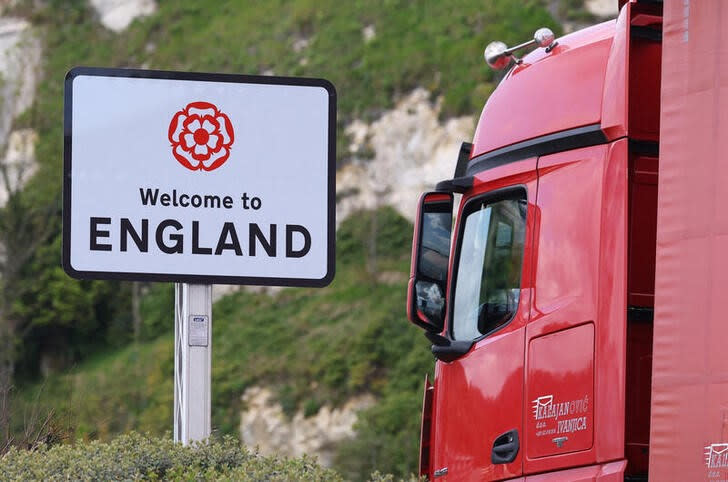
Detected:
[407,1,728,480]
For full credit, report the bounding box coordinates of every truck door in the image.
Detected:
[523,141,627,475]
[431,157,537,481]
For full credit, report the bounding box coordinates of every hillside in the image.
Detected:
[0,0,613,480]
[12,208,426,478]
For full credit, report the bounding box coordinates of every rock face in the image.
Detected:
[0,129,37,206]
[0,18,39,144]
[337,88,474,223]
[0,17,40,206]
[211,283,281,303]
[89,0,156,32]
[240,386,375,467]
[585,0,618,18]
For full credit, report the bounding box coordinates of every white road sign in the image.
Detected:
[63,67,336,286]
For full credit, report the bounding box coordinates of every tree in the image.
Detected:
[0,135,49,446]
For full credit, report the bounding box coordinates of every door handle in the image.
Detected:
[491,429,519,464]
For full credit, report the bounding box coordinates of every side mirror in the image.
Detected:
[407,192,453,332]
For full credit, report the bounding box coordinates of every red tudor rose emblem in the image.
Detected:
[168,101,234,171]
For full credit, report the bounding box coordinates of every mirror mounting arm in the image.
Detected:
[425,331,450,346]
[424,332,474,362]
[432,340,474,363]
[435,175,473,194]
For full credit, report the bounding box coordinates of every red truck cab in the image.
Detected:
[408,1,662,480]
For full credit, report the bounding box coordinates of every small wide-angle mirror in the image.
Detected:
[407,192,453,332]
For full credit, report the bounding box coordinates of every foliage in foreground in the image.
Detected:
[0,432,342,481]
[11,208,431,479]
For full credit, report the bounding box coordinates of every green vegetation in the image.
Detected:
[3,0,565,479]
[0,431,342,481]
[11,208,431,478]
[6,0,561,378]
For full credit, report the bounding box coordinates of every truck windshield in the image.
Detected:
[451,196,526,341]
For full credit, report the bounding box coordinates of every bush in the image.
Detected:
[335,392,424,480]
[139,283,175,341]
[337,206,413,266]
[0,432,342,481]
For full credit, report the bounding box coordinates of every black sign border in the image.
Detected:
[63,66,336,287]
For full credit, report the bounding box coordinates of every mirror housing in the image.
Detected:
[407,192,454,332]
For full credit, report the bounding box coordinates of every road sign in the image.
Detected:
[63,67,336,287]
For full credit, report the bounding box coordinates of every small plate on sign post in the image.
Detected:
[188,315,209,347]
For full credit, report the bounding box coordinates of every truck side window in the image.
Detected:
[451,195,526,341]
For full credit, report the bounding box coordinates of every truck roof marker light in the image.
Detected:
[484,27,558,70]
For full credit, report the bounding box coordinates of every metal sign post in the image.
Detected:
[174,283,212,444]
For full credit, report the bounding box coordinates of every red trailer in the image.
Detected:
[406,1,728,479]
